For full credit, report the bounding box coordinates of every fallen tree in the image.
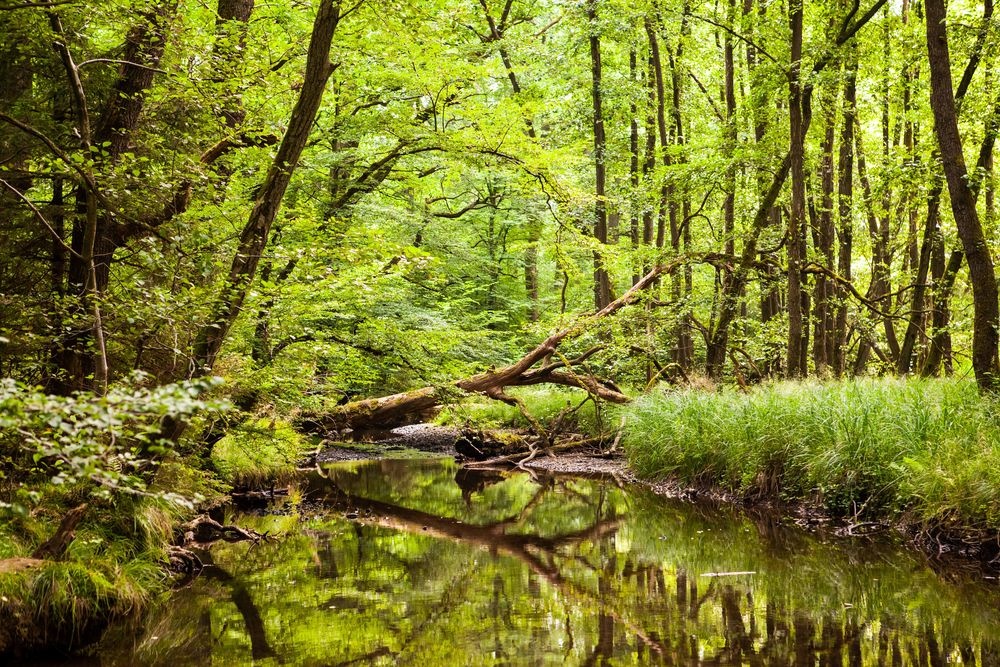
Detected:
[302,260,678,432]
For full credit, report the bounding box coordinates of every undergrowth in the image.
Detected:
[0,491,189,655]
[211,417,310,488]
[619,377,1000,529]
[437,387,604,435]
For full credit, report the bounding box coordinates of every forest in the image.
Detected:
[4,0,1000,661]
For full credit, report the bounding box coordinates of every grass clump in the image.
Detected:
[0,493,175,656]
[211,417,310,488]
[620,377,1000,527]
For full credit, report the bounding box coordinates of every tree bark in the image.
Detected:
[588,0,612,310]
[192,0,342,375]
[925,0,1000,391]
[813,71,837,375]
[897,182,942,374]
[834,46,857,377]
[786,0,806,378]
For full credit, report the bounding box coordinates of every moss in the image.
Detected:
[211,418,310,488]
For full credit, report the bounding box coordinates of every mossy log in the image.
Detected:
[454,429,531,460]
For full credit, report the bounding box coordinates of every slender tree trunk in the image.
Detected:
[786,0,806,378]
[813,79,836,375]
[642,48,656,272]
[630,49,641,287]
[668,15,694,369]
[925,0,1000,391]
[588,0,612,310]
[853,124,896,372]
[897,182,942,374]
[193,0,343,374]
[52,2,178,393]
[834,47,857,377]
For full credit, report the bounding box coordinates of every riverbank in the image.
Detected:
[7,376,1000,659]
[615,377,1000,561]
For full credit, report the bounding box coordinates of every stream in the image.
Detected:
[85,457,1000,664]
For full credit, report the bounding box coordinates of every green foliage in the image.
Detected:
[211,418,310,488]
[0,376,229,512]
[437,386,602,434]
[621,378,1000,526]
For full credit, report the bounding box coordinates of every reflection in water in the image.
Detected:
[96,458,1000,665]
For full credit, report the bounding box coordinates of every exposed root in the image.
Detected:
[166,545,204,577]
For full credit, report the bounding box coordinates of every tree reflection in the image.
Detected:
[98,459,1000,666]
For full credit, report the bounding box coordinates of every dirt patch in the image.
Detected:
[519,453,636,481]
[0,558,44,574]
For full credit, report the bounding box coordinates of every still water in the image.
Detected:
[96,457,1000,665]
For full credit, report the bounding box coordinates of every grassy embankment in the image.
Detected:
[0,413,308,657]
[618,377,1000,533]
[449,378,1000,540]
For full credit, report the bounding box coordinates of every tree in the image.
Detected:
[924,0,1000,391]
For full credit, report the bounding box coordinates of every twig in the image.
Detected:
[465,436,604,468]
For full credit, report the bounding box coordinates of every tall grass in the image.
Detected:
[620,378,1000,528]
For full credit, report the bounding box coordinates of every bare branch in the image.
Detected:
[0,178,82,259]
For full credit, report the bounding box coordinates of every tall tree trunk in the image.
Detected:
[897,182,942,374]
[588,0,612,310]
[52,1,179,393]
[630,48,641,287]
[834,47,857,377]
[193,0,343,374]
[925,0,1000,391]
[813,79,837,375]
[853,124,896,373]
[786,0,807,378]
[668,13,694,369]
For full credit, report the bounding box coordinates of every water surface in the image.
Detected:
[97,458,1000,665]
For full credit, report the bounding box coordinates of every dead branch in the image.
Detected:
[32,503,87,560]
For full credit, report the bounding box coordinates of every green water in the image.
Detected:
[95,458,1000,665]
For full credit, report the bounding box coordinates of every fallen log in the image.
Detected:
[303,260,677,431]
[178,515,265,546]
[463,436,605,468]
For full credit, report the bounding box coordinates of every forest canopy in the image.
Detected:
[2,0,999,405]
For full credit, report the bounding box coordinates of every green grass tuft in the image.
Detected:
[211,418,310,488]
[619,377,1000,527]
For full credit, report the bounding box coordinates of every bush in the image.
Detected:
[211,417,310,487]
